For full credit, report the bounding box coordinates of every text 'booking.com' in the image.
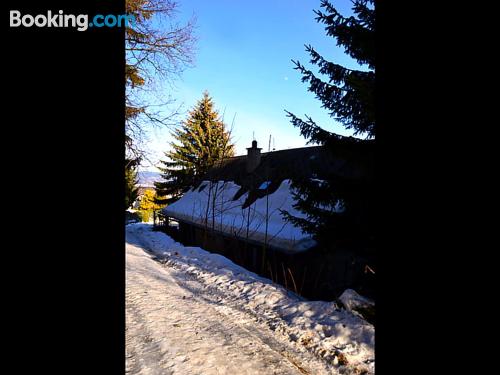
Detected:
[9,10,135,32]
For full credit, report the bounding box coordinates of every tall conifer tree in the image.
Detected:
[284,0,375,248]
[155,92,235,204]
[125,158,139,210]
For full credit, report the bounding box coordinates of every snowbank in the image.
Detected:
[339,289,375,312]
[127,223,375,374]
[163,180,317,253]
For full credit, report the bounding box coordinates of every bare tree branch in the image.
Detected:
[125,0,196,160]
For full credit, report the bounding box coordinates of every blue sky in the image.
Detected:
[144,0,363,171]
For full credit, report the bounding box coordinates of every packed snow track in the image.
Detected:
[126,224,374,375]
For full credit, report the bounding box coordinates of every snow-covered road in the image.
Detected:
[126,224,374,375]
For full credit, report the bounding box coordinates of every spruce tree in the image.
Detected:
[125,158,139,210]
[155,91,235,204]
[284,0,375,249]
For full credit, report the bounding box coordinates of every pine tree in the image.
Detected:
[155,91,235,204]
[125,158,139,210]
[284,0,375,249]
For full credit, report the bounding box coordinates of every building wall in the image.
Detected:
[158,219,375,301]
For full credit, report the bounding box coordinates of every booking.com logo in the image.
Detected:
[9,10,135,32]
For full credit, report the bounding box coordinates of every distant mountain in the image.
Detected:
[137,171,161,187]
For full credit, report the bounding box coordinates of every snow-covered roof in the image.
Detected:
[163,144,372,253]
[163,180,318,253]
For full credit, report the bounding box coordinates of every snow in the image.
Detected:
[310,178,327,186]
[126,223,374,374]
[339,289,375,314]
[258,181,272,190]
[163,180,319,252]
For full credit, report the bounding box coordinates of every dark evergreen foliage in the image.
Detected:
[125,158,140,210]
[284,0,375,249]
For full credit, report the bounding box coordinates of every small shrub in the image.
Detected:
[137,210,151,222]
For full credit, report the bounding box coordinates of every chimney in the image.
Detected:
[246,140,262,173]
